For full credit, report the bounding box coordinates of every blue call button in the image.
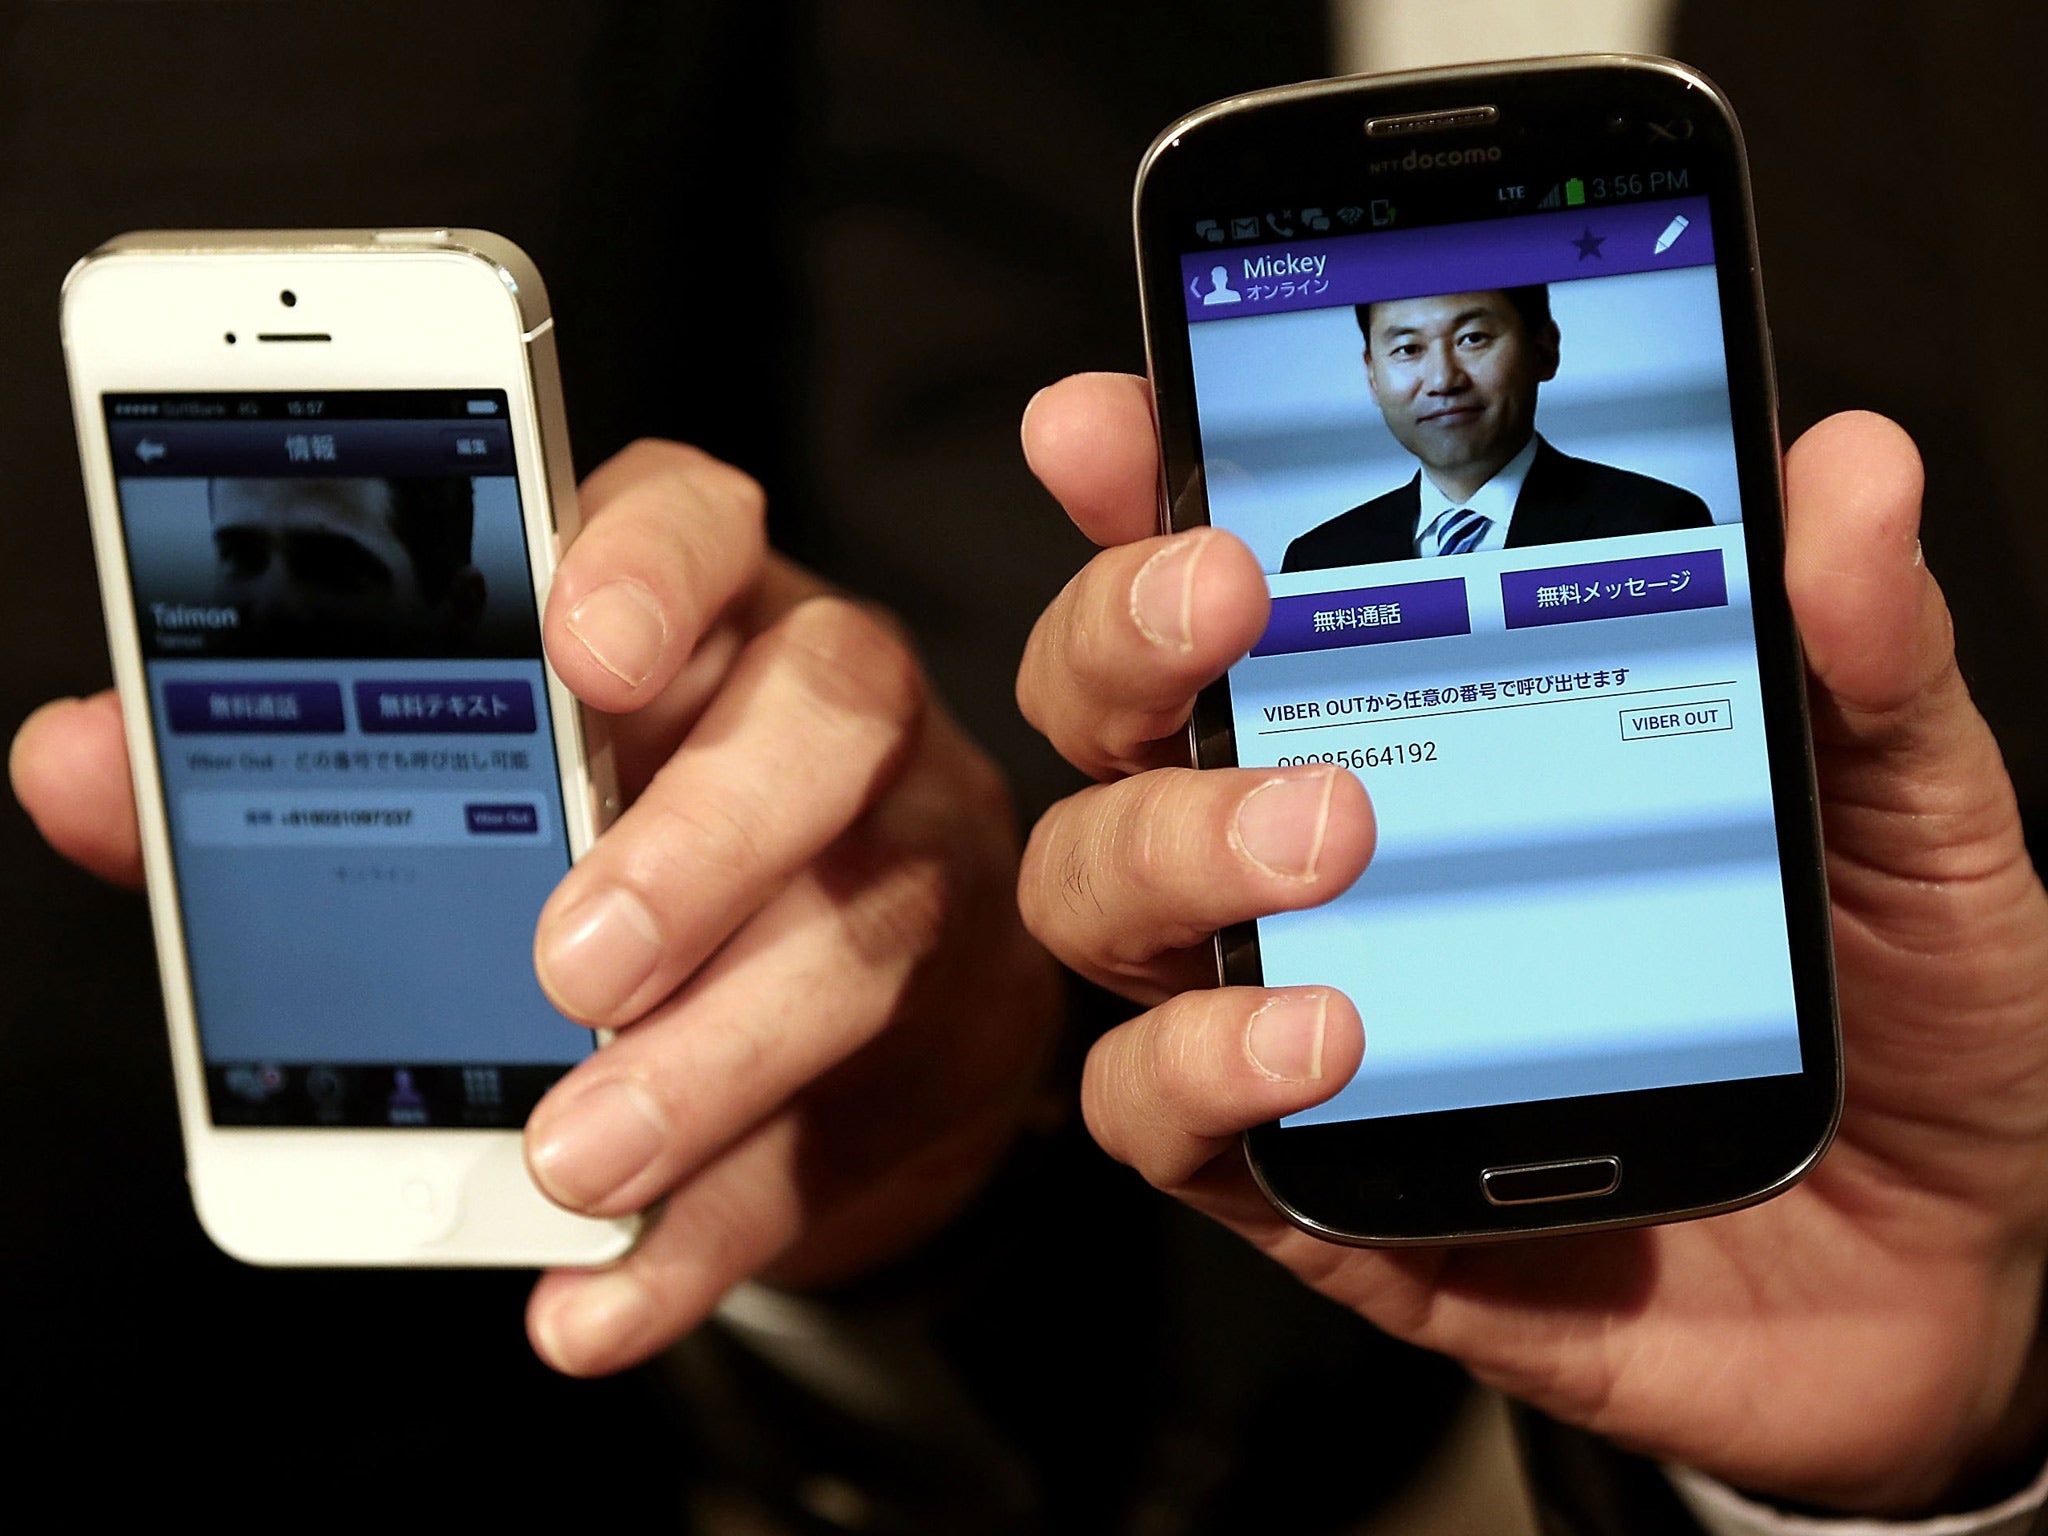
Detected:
[163,680,345,734]
[1252,578,1472,656]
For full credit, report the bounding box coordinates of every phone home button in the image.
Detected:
[395,1171,461,1243]
[1480,1156,1622,1207]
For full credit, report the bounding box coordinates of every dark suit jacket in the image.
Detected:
[1280,438,1714,571]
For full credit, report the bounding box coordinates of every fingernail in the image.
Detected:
[567,580,667,688]
[1248,992,1328,1082]
[1020,385,1050,476]
[534,1269,654,1375]
[538,886,664,1019]
[529,1078,670,1210]
[1233,769,1335,880]
[1131,535,1205,651]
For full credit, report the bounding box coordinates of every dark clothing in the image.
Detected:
[1673,0,2048,848]
[1280,439,1714,571]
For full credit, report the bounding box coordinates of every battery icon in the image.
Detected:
[1564,178,1586,207]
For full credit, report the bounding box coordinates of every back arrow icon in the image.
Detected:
[135,438,167,463]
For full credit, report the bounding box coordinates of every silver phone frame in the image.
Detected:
[61,229,637,1266]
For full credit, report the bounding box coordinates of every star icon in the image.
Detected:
[1571,226,1606,260]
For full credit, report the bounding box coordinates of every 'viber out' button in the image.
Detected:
[1619,698,1733,741]
[463,802,540,835]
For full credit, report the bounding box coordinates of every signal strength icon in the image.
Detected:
[1335,206,1366,227]
[1537,185,1562,209]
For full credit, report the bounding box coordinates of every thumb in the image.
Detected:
[1784,410,2020,881]
[1785,412,1952,718]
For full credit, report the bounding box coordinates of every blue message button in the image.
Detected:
[1252,577,1471,657]
[353,679,537,735]
[1501,548,1728,630]
[163,680,345,734]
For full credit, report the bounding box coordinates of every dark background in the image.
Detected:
[5,0,2044,1525]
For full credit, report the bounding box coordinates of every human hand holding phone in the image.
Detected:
[15,434,1060,1374]
[1016,373,2048,1515]
[515,440,1060,1374]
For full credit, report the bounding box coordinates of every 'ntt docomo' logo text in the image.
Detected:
[1372,145,1504,173]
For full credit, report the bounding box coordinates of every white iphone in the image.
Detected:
[61,230,637,1266]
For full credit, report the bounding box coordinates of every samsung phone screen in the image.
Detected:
[1177,195,1802,1125]
[105,390,587,1128]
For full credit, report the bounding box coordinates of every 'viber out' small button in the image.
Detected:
[1619,698,1733,741]
[463,802,540,835]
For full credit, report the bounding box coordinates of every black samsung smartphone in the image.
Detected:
[1134,57,1840,1242]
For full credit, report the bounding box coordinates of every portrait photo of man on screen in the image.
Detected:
[206,476,486,653]
[1281,286,1713,570]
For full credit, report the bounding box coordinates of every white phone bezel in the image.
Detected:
[61,230,636,1266]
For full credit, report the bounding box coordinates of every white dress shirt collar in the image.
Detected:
[1412,433,1543,556]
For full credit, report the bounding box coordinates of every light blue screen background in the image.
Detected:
[124,474,588,1069]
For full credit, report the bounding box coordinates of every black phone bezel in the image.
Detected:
[1133,58,1841,1244]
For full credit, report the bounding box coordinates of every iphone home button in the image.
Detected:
[396,1170,460,1242]
[1480,1156,1622,1207]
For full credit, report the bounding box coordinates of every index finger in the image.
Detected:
[544,439,768,714]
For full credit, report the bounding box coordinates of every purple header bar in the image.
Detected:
[1252,577,1470,658]
[110,419,511,478]
[1501,548,1727,630]
[1183,196,1712,323]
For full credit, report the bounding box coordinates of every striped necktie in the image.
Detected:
[1427,506,1493,557]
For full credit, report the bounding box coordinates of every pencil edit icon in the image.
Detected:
[1653,214,1690,254]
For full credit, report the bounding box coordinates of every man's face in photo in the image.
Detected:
[1362,291,1560,494]
[208,478,480,648]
